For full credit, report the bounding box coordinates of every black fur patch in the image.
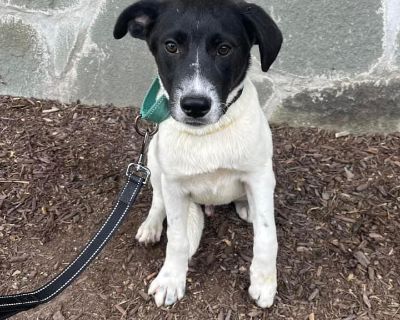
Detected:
[114,0,283,124]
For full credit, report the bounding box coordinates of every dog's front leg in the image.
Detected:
[148,176,189,306]
[136,141,166,244]
[244,160,278,308]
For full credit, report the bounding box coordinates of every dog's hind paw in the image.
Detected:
[234,201,252,223]
[136,217,163,244]
[249,272,277,308]
[148,268,186,307]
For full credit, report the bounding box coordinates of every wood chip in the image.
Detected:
[356,183,369,192]
[368,233,384,240]
[138,290,151,302]
[12,270,21,277]
[0,180,29,184]
[206,253,216,265]
[344,167,355,180]
[9,254,29,263]
[335,131,350,138]
[353,251,370,268]
[42,107,60,114]
[363,292,371,309]
[316,266,323,277]
[53,311,65,320]
[308,289,319,301]
[145,272,157,281]
[366,147,379,154]
[248,310,262,317]
[115,304,127,316]
[368,267,375,281]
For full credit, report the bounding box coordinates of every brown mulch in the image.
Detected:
[0,96,399,320]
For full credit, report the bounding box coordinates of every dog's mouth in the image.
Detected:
[170,112,212,127]
[183,119,209,127]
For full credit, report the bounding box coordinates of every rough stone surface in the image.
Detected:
[271,79,400,134]
[75,0,157,107]
[253,77,274,108]
[5,0,78,10]
[397,32,400,65]
[267,0,383,75]
[0,17,49,98]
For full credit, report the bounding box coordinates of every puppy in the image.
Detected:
[114,0,283,308]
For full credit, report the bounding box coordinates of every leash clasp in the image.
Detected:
[126,163,151,184]
[134,115,158,137]
[127,115,158,184]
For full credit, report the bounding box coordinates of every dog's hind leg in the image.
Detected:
[136,139,166,244]
[234,197,253,223]
[187,202,204,259]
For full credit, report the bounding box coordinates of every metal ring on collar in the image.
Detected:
[134,115,159,137]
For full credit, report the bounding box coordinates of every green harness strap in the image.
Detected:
[140,78,170,124]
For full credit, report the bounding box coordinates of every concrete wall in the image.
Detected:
[0,0,400,133]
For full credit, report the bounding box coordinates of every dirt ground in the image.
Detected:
[0,96,399,320]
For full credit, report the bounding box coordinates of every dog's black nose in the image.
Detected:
[181,96,211,118]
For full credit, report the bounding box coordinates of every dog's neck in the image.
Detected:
[226,80,245,107]
[162,77,259,136]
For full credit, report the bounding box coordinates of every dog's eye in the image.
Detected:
[217,44,232,56]
[165,41,179,54]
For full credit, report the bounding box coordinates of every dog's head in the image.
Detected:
[114,0,282,126]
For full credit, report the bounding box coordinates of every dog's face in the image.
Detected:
[114,0,282,126]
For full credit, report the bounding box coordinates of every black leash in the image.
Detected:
[0,116,158,320]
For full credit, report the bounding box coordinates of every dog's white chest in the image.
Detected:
[182,169,245,205]
[148,79,273,205]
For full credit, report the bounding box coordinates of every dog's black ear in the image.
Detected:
[241,4,283,72]
[113,0,162,40]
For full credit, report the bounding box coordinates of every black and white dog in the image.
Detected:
[114,0,283,308]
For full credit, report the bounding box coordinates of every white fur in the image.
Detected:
[137,78,278,308]
[226,80,245,106]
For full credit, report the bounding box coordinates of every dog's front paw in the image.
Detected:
[249,269,277,308]
[136,216,163,244]
[148,268,186,306]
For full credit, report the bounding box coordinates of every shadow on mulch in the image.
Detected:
[0,96,399,320]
